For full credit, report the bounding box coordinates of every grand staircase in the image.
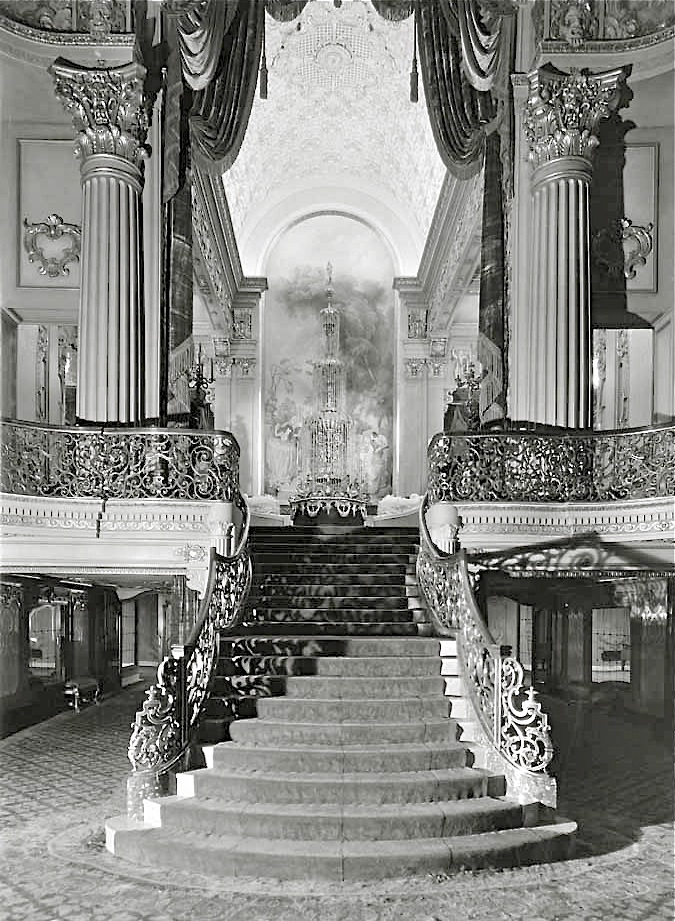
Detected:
[108,525,576,880]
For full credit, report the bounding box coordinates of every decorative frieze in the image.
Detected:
[49,58,150,172]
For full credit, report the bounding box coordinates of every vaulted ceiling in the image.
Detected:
[223,0,446,276]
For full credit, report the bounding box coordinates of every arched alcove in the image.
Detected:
[262,212,396,502]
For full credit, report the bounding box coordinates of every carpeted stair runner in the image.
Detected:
[107,525,576,880]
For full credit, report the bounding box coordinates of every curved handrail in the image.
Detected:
[0,417,241,502]
[417,494,553,774]
[127,493,252,782]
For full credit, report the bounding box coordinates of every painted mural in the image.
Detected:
[264,214,394,501]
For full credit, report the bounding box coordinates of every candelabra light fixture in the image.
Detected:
[186,343,215,429]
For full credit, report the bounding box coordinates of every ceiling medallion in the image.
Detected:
[315,41,352,73]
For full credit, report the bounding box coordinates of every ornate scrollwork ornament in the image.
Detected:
[127,679,181,771]
[499,658,554,771]
[620,218,654,279]
[23,214,81,278]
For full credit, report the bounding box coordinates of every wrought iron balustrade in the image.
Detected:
[0,419,239,502]
[126,492,252,817]
[427,423,675,504]
[417,496,553,775]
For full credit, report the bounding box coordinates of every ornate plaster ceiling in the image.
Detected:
[223,0,446,275]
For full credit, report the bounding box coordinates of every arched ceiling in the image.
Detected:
[223,0,446,275]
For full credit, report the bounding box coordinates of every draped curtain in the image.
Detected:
[371,0,513,418]
[159,0,514,420]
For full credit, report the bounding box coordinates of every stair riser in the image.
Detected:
[284,675,446,699]
[179,772,491,806]
[256,697,449,722]
[207,744,468,774]
[228,718,459,747]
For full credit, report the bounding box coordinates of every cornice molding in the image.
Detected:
[0,15,132,70]
[393,172,483,340]
[191,166,268,338]
[539,33,675,83]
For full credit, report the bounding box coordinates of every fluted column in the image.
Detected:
[49,59,150,424]
[522,65,630,428]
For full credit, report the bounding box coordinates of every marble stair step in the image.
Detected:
[237,622,420,636]
[255,694,450,723]
[176,765,503,806]
[107,817,577,881]
[250,595,412,610]
[283,674,445,699]
[228,716,460,747]
[143,794,525,841]
[250,583,408,598]
[213,653,443,679]
[218,635,444,657]
[204,739,469,774]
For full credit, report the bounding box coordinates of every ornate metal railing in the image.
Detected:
[0,419,239,502]
[417,496,553,775]
[126,492,252,818]
[427,423,675,504]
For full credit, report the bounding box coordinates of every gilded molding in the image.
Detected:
[49,58,150,170]
[524,65,630,169]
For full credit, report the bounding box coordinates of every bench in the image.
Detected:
[64,677,102,711]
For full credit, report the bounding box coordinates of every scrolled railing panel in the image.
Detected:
[126,495,252,817]
[0,419,239,502]
[417,496,553,775]
[498,657,554,772]
[427,423,674,504]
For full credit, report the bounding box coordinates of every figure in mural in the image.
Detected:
[362,429,390,498]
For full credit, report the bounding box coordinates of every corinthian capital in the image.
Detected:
[49,58,150,170]
[524,65,631,170]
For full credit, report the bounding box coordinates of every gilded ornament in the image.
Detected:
[49,58,150,170]
[23,213,81,278]
[524,66,629,169]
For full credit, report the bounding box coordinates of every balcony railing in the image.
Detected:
[0,419,239,503]
[427,423,675,504]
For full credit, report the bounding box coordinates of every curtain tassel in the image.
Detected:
[260,15,268,99]
[260,51,268,99]
[410,7,418,103]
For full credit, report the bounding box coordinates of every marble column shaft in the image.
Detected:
[529,156,592,426]
[523,65,630,429]
[50,59,149,424]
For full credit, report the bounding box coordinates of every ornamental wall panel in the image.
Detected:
[18,139,81,289]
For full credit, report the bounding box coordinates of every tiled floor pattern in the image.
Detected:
[0,684,672,921]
